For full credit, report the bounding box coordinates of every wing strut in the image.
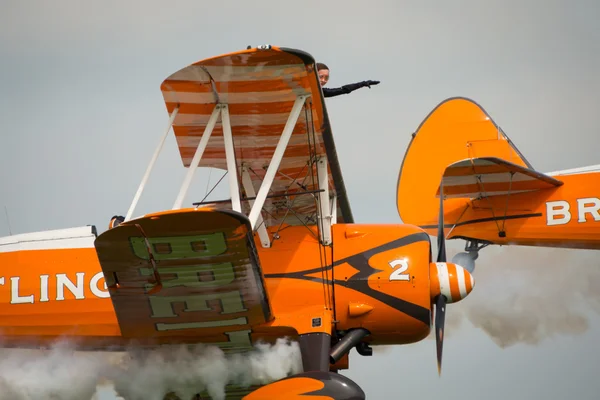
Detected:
[248,94,310,229]
[317,156,332,245]
[241,163,270,248]
[172,104,243,213]
[222,105,242,213]
[172,104,221,210]
[126,106,179,221]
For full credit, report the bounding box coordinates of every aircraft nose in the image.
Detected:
[430,262,475,303]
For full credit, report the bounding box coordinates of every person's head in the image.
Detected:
[316,62,329,86]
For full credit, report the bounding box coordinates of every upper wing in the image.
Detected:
[437,156,564,199]
[160,46,353,229]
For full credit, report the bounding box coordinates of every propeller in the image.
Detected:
[434,182,448,376]
[431,182,475,376]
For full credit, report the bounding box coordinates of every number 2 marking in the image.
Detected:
[389,259,410,281]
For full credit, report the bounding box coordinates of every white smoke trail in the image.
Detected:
[442,243,600,348]
[91,380,125,400]
[0,341,107,400]
[0,337,303,400]
[111,338,302,400]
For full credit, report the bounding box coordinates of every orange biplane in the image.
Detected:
[397,96,600,273]
[0,46,476,400]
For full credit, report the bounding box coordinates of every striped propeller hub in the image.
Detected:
[429,262,475,303]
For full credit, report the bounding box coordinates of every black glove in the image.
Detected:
[363,80,380,88]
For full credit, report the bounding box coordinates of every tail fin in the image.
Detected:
[396,97,543,232]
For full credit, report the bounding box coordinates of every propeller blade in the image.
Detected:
[435,294,447,376]
[435,181,448,375]
[436,182,446,263]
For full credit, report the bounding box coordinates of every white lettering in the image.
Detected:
[10,277,34,304]
[90,272,110,298]
[3,272,113,304]
[389,258,410,281]
[40,275,49,302]
[577,197,600,223]
[56,272,85,300]
[546,200,571,225]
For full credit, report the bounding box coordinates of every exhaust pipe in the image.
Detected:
[329,328,370,364]
[356,341,372,356]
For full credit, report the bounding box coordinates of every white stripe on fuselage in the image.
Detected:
[545,164,600,176]
[0,226,96,253]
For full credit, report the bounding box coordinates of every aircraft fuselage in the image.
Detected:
[0,222,436,357]
[420,171,600,250]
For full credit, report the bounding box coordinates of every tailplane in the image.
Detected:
[438,156,562,200]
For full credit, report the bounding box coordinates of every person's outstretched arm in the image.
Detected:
[322,80,380,98]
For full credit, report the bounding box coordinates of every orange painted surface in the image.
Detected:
[258,223,433,344]
[159,45,352,230]
[0,47,365,354]
[0,220,437,349]
[0,245,121,345]
[444,172,600,248]
[0,49,488,400]
[243,377,330,400]
[437,157,563,199]
[397,96,600,250]
[397,96,530,229]
[93,207,277,351]
[242,371,365,399]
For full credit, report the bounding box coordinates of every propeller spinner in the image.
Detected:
[430,182,476,375]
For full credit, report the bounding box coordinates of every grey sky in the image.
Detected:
[1,0,600,399]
